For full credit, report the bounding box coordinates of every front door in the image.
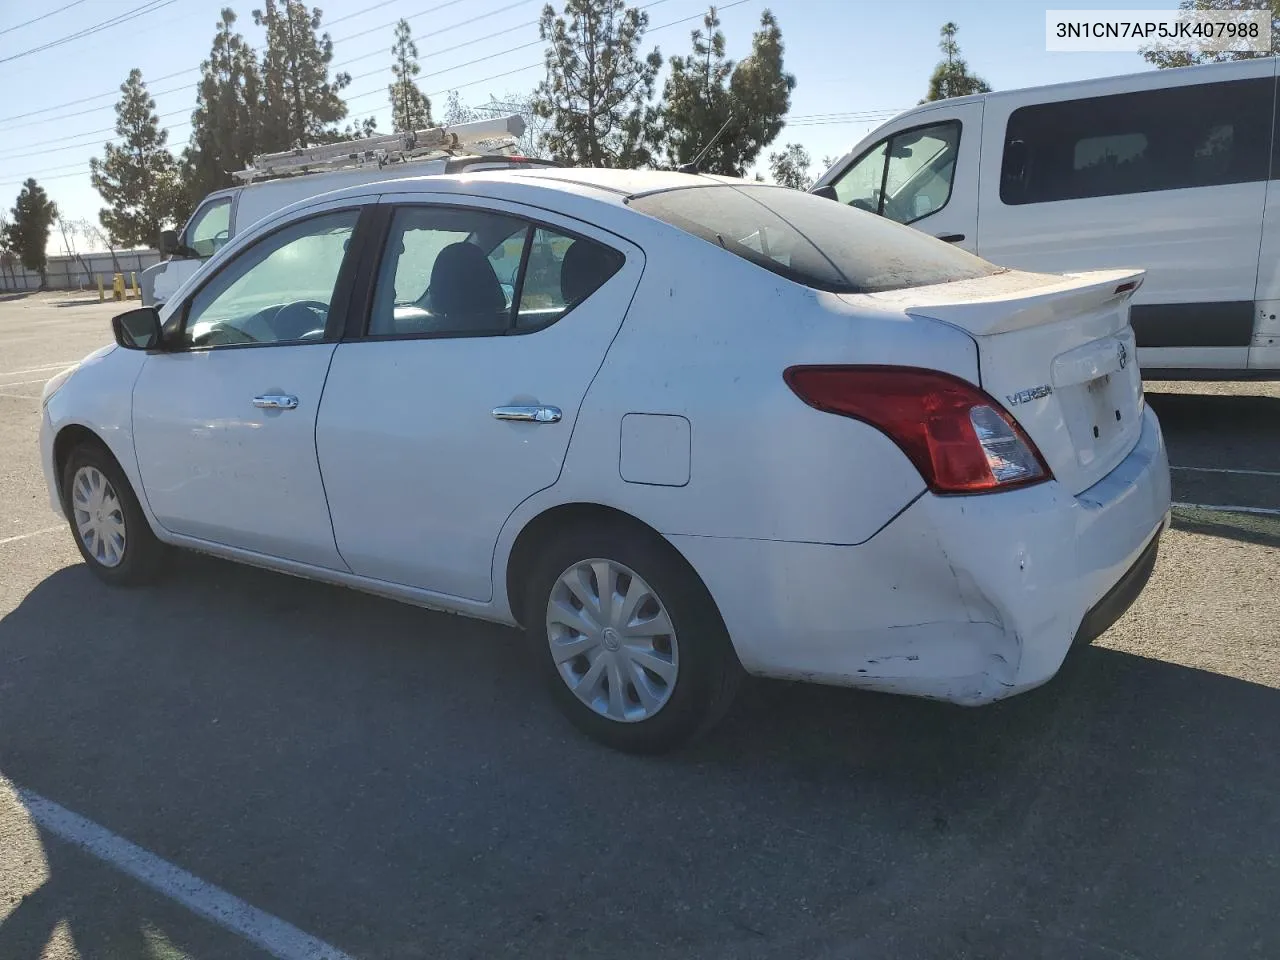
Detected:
[133,207,363,569]
[817,102,983,253]
[316,198,643,601]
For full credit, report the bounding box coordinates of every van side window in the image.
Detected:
[185,198,233,258]
[829,121,961,225]
[1001,77,1272,205]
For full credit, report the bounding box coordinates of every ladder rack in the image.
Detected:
[233,114,528,183]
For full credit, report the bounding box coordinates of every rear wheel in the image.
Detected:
[526,524,742,753]
[62,441,165,586]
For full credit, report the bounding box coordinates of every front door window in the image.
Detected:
[830,121,961,224]
[182,210,358,348]
[185,198,233,258]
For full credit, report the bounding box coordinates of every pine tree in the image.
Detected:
[253,0,349,150]
[388,19,431,132]
[184,8,262,208]
[660,8,794,175]
[533,0,663,167]
[1141,0,1279,67]
[5,179,58,288]
[89,69,182,249]
[924,22,990,102]
[768,142,812,190]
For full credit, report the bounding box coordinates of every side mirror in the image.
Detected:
[159,229,179,256]
[811,184,838,202]
[112,307,163,350]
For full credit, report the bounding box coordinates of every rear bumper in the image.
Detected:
[669,405,1171,705]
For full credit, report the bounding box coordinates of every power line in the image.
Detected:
[0,0,90,37]
[0,0,178,67]
[0,0,754,173]
[0,0,532,129]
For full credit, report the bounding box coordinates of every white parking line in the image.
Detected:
[0,525,61,546]
[15,787,356,960]
[0,361,79,377]
[0,391,40,401]
[0,376,55,387]
[1171,465,1280,478]
[1172,501,1280,517]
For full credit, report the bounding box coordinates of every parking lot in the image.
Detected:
[1,292,1277,959]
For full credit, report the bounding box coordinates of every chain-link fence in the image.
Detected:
[0,250,161,292]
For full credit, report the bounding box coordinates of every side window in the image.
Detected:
[832,140,887,212]
[881,123,960,223]
[368,208,625,337]
[829,121,960,224]
[185,198,233,258]
[1002,77,1272,205]
[369,207,527,337]
[515,227,623,330]
[182,210,357,349]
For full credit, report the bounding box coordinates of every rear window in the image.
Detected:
[626,183,999,294]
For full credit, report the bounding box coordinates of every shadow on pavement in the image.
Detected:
[1,556,1277,959]
[1147,390,1280,470]
[0,292,37,303]
[1172,505,1280,550]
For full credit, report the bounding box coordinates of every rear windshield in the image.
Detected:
[627,183,1000,294]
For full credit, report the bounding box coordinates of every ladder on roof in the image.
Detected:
[233,114,528,183]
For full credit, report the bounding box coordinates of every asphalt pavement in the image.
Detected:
[1,292,1278,959]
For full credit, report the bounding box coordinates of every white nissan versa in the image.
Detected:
[39,168,1171,753]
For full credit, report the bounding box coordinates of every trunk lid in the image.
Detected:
[857,268,1146,495]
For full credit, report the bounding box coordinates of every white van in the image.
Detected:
[142,115,545,307]
[812,58,1280,377]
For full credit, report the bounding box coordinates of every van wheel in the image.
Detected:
[526,524,742,753]
[62,441,166,586]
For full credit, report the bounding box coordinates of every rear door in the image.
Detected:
[316,196,643,601]
[814,101,983,253]
[978,63,1275,373]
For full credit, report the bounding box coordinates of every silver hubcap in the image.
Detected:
[71,466,127,568]
[546,558,679,723]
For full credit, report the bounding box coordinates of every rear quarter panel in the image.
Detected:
[499,216,983,551]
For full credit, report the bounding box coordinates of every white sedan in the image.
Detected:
[39,169,1171,753]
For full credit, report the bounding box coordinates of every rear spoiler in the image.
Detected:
[898,268,1145,337]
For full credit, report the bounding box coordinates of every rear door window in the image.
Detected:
[628,183,998,293]
[368,206,624,337]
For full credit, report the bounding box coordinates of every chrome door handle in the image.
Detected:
[492,405,562,423]
[253,394,299,410]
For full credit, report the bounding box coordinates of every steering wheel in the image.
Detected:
[272,300,330,341]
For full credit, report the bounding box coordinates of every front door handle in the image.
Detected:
[492,405,562,423]
[253,394,299,410]
[935,233,966,244]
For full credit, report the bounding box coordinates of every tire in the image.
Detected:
[526,522,743,754]
[61,440,166,587]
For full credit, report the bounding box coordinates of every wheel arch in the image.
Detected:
[502,501,715,631]
[52,423,115,512]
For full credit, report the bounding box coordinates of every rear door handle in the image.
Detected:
[492,405,562,423]
[253,394,299,410]
[935,233,966,243]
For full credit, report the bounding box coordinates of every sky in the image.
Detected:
[0,0,1187,252]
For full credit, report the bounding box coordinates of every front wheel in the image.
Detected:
[61,442,166,586]
[527,524,742,753]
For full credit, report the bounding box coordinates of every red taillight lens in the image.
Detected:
[783,365,1052,494]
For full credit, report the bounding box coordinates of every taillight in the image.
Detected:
[783,365,1051,494]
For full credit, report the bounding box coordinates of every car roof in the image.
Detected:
[308,166,736,207]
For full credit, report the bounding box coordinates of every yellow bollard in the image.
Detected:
[97,275,105,302]
[112,273,125,301]
[130,272,138,299]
